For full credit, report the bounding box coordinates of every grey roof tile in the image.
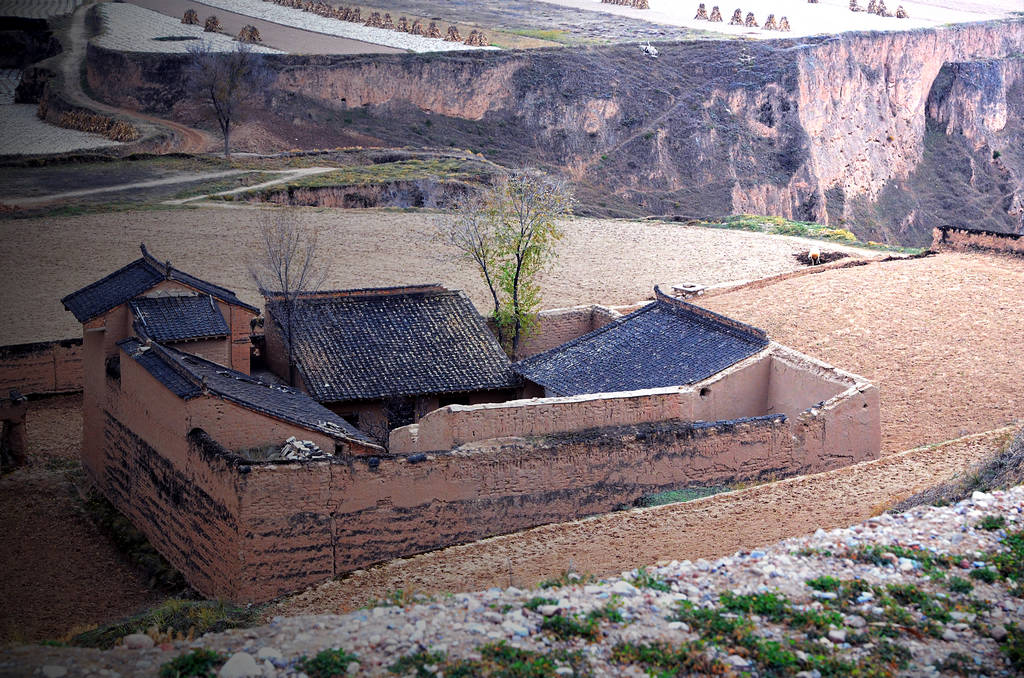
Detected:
[516,287,769,396]
[130,295,230,343]
[62,244,258,322]
[267,286,519,402]
[117,337,371,445]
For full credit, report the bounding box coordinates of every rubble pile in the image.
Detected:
[12,487,1024,676]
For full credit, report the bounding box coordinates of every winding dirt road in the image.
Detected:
[59,1,212,153]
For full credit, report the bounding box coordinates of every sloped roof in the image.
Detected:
[267,285,519,402]
[62,244,258,323]
[129,295,230,343]
[516,287,769,396]
[117,337,372,445]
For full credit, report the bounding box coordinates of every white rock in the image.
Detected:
[845,615,866,629]
[41,667,67,678]
[725,655,750,667]
[827,629,846,643]
[219,652,262,678]
[256,647,282,660]
[610,581,640,597]
[123,633,155,650]
[992,624,1009,641]
[942,629,958,642]
[555,668,574,676]
[537,605,559,617]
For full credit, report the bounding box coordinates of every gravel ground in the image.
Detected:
[0,208,865,345]
[0,105,122,156]
[186,0,497,52]
[4,484,1022,676]
[92,3,281,53]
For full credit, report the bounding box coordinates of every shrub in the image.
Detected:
[629,566,670,592]
[969,567,998,583]
[182,9,199,24]
[977,515,1006,531]
[947,576,973,594]
[297,648,359,678]
[204,15,222,32]
[71,599,261,650]
[159,649,226,678]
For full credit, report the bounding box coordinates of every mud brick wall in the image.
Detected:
[226,415,792,601]
[102,414,244,598]
[932,226,1024,256]
[333,416,791,584]
[0,338,83,395]
[512,305,624,359]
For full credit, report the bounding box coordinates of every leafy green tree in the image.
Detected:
[441,169,573,354]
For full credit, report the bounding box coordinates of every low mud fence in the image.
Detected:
[240,179,479,209]
[933,226,1024,257]
[0,338,83,395]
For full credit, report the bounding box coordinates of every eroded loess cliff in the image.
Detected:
[85,21,1024,246]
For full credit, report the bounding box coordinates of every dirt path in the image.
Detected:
[276,424,1017,616]
[5,170,248,206]
[162,166,336,204]
[0,396,162,643]
[58,2,213,153]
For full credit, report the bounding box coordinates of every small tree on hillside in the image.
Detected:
[249,212,329,384]
[440,169,574,354]
[186,41,267,157]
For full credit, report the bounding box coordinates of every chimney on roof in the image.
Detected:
[164,260,172,279]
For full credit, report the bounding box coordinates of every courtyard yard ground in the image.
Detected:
[0,395,163,644]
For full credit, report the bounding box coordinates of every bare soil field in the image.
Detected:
[127,0,403,54]
[698,252,1024,453]
[277,425,1018,616]
[0,395,162,643]
[0,207,863,344]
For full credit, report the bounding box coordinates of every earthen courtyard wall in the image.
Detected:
[932,226,1024,256]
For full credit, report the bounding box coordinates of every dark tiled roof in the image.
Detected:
[267,286,519,402]
[129,295,230,342]
[117,338,202,399]
[516,287,769,396]
[62,244,258,323]
[117,338,372,445]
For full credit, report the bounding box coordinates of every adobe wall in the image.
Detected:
[932,226,1024,256]
[130,413,793,602]
[168,338,230,367]
[390,342,878,473]
[0,338,83,395]
[512,304,624,359]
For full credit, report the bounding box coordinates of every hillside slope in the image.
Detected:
[81,20,1024,245]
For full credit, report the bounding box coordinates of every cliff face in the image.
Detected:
[86,21,1024,245]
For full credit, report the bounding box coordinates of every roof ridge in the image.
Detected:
[652,286,767,343]
[60,257,155,308]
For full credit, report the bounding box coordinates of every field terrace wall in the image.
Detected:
[932,226,1024,256]
[0,338,83,395]
[391,343,879,474]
